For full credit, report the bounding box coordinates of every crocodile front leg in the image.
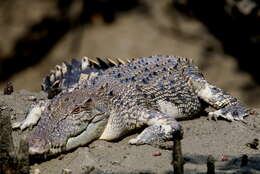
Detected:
[100,108,181,148]
[128,110,181,148]
[12,100,48,130]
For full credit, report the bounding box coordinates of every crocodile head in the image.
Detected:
[28,89,110,155]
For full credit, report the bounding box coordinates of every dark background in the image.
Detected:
[0,0,259,107]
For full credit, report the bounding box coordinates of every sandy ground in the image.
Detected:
[1,1,260,173]
[1,90,260,174]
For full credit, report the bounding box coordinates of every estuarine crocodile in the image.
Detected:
[12,55,255,155]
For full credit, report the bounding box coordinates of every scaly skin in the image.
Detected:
[13,55,254,156]
[41,57,132,98]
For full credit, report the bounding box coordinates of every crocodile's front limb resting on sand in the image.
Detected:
[128,110,181,147]
[99,108,181,148]
[12,100,48,130]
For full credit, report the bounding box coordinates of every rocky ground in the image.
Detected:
[1,90,260,174]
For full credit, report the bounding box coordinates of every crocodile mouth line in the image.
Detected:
[49,146,62,154]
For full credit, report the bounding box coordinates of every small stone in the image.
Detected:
[246,138,259,150]
[82,165,95,173]
[111,161,120,165]
[61,168,72,174]
[33,168,41,174]
[221,155,229,161]
[89,144,95,149]
[28,96,37,101]
[58,154,65,160]
[152,151,161,156]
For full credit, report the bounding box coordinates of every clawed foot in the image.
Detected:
[12,119,36,130]
[208,110,235,121]
[12,121,25,130]
[128,123,180,150]
[12,102,46,130]
[12,119,37,130]
[208,104,252,121]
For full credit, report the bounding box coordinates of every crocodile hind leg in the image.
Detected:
[192,79,253,121]
[186,64,254,121]
[128,110,181,148]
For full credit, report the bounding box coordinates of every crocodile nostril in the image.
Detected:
[28,136,49,155]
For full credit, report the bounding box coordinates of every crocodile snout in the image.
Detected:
[28,136,50,155]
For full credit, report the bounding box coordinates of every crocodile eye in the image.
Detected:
[71,107,81,114]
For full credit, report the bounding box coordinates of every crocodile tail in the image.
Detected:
[41,57,131,98]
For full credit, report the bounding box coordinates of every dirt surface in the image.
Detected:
[1,1,260,173]
[1,90,260,174]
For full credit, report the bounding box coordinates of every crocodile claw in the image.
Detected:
[208,104,250,121]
